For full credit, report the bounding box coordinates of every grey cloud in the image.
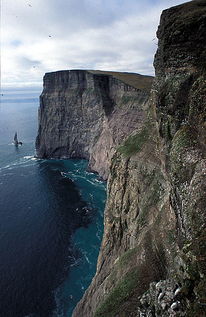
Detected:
[17,57,41,68]
[2,0,189,87]
[48,0,144,31]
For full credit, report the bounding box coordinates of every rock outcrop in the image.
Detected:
[36,70,153,179]
[72,1,206,317]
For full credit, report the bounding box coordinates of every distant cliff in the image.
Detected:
[72,1,206,316]
[36,70,153,179]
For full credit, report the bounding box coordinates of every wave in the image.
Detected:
[82,251,92,265]
[0,155,37,172]
[23,155,34,159]
[60,171,105,189]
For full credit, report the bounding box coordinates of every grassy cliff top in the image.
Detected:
[44,69,154,92]
[88,70,153,92]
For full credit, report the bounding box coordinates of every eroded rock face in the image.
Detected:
[72,92,176,317]
[36,70,153,179]
[72,1,206,317]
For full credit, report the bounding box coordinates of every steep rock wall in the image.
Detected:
[36,70,153,179]
[72,1,206,316]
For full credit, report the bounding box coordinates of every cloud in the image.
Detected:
[1,0,189,88]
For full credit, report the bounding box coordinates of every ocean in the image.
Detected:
[0,88,106,317]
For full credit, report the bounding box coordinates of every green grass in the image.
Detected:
[118,127,149,157]
[88,70,153,92]
[170,125,198,183]
[118,247,138,268]
[121,95,136,104]
[94,268,139,317]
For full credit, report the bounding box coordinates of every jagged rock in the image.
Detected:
[138,280,185,317]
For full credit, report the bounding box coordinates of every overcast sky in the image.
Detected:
[1,0,188,88]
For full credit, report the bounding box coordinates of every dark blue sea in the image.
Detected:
[0,89,106,317]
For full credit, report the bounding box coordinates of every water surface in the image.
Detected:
[0,89,106,316]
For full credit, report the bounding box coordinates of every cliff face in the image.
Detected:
[36,70,153,179]
[72,1,206,317]
[35,1,206,316]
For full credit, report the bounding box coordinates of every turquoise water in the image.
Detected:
[0,89,106,317]
[54,160,106,317]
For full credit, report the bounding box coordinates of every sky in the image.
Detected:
[1,0,189,88]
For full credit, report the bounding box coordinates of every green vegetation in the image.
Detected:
[118,247,138,268]
[94,268,139,317]
[88,70,153,92]
[167,229,176,245]
[138,179,163,227]
[118,127,149,157]
[121,95,136,104]
[170,125,198,183]
[138,208,149,227]
[187,303,206,317]
[134,167,165,228]
[172,125,196,152]
[189,75,206,119]
[83,87,95,94]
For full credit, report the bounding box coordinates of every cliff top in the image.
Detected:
[169,0,206,15]
[160,0,206,28]
[44,69,153,92]
[155,0,206,73]
[88,70,153,92]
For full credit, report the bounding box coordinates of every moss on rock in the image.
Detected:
[118,127,149,157]
[94,268,139,317]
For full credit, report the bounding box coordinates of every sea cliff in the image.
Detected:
[36,0,206,316]
[72,1,206,316]
[36,70,153,179]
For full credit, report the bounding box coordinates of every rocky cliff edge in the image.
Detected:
[36,70,153,179]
